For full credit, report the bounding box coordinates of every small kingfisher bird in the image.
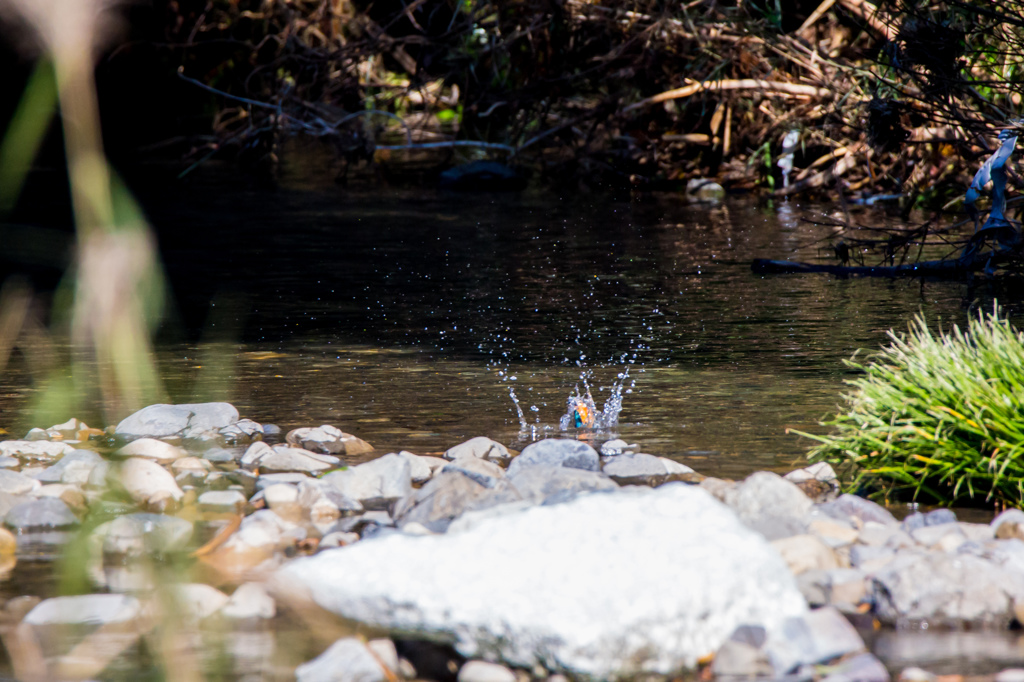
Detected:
[567,391,597,429]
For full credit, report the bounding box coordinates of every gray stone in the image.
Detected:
[0,457,18,468]
[796,570,829,606]
[910,522,965,550]
[219,419,264,442]
[295,637,388,682]
[287,425,374,456]
[871,550,1024,626]
[120,457,184,507]
[506,466,619,505]
[442,456,505,488]
[719,471,812,540]
[826,568,868,606]
[0,469,41,496]
[241,441,275,468]
[116,438,188,463]
[784,462,838,486]
[115,402,240,439]
[686,178,725,202]
[458,661,517,682]
[254,445,339,473]
[274,484,807,677]
[24,593,141,625]
[395,451,434,484]
[712,625,774,678]
[996,670,1024,682]
[601,452,693,485]
[821,653,890,682]
[5,497,78,530]
[444,437,513,467]
[321,454,411,510]
[506,439,599,476]
[902,509,957,532]
[203,447,238,463]
[993,509,1024,540]
[0,440,76,461]
[394,471,491,532]
[850,545,896,570]
[34,449,108,488]
[599,439,635,456]
[767,606,866,673]
[819,494,897,527]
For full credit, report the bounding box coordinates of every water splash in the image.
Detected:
[509,386,528,432]
[559,366,631,432]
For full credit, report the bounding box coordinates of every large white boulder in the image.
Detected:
[273,483,806,678]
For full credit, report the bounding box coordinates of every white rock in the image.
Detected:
[115,402,239,439]
[0,440,76,461]
[120,457,184,506]
[117,438,188,464]
[274,484,806,677]
[0,469,41,496]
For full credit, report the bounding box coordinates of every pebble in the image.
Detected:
[34,449,108,487]
[286,425,374,456]
[321,453,412,509]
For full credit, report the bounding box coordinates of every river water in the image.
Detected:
[3,148,1024,675]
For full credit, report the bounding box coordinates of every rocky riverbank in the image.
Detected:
[2,402,1024,680]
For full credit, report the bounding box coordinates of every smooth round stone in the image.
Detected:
[444,437,513,466]
[0,457,18,469]
[34,450,107,487]
[120,457,184,507]
[4,498,79,531]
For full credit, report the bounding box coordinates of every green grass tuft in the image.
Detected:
[798,305,1024,507]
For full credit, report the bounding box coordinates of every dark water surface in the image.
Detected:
[0,154,1000,476]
